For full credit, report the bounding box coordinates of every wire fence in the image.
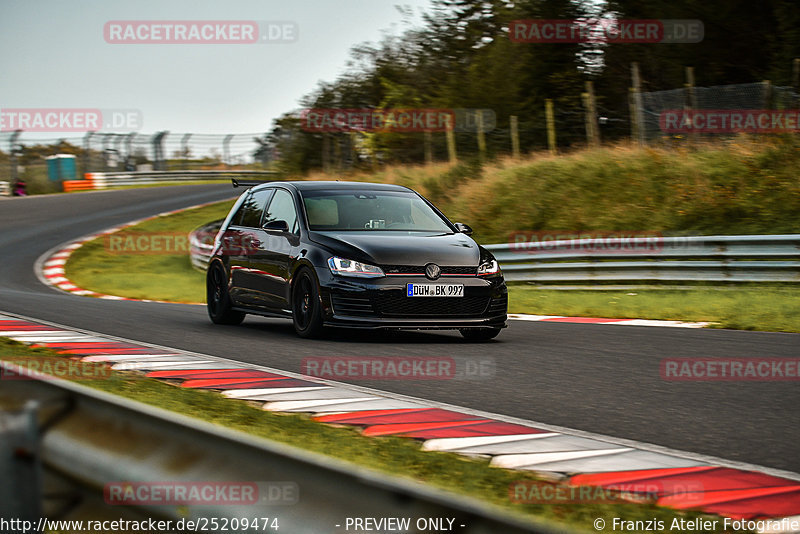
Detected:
[640,82,800,141]
[0,131,271,193]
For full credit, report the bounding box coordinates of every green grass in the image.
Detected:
[64,200,235,303]
[0,337,743,533]
[508,286,800,332]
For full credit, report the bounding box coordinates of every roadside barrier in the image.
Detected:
[62,170,277,192]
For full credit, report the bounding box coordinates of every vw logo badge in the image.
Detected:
[424,263,441,280]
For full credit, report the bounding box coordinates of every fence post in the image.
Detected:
[476,111,486,160]
[181,133,192,168]
[223,134,233,168]
[151,131,168,171]
[82,131,94,175]
[114,134,125,168]
[684,66,697,108]
[104,133,114,171]
[333,133,342,171]
[125,133,135,171]
[793,58,800,107]
[685,67,697,143]
[349,132,359,169]
[446,125,457,164]
[424,130,433,165]
[545,101,556,155]
[322,133,330,173]
[762,79,773,109]
[631,62,645,145]
[583,81,600,148]
[762,80,774,141]
[509,115,520,158]
[10,130,21,186]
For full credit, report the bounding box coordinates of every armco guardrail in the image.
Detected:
[64,170,278,191]
[0,361,560,533]
[188,230,800,283]
[487,234,800,283]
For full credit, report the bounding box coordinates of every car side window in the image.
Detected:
[231,189,273,228]
[263,189,299,234]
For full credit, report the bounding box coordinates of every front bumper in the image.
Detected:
[317,269,508,330]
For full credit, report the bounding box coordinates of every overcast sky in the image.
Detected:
[0,0,433,139]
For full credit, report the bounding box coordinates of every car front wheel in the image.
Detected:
[292,268,325,338]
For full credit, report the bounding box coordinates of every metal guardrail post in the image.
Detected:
[181,133,192,167]
[0,401,43,520]
[223,134,233,168]
[102,133,113,171]
[151,131,168,171]
[82,131,94,175]
[124,132,136,171]
[114,134,125,164]
[9,129,22,186]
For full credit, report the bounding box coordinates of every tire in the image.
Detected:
[206,264,245,325]
[459,327,501,341]
[291,268,326,338]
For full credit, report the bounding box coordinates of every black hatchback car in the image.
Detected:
[206,180,507,340]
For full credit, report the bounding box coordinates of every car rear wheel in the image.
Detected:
[459,327,501,341]
[292,268,325,338]
[207,264,245,325]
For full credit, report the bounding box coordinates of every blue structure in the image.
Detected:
[46,154,77,181]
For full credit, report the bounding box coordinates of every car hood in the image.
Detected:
[309,231,481,266]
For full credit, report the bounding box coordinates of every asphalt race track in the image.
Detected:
[0,185,797,473]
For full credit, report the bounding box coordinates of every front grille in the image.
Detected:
[373,291,490,317]
[382,265,477,276]
[331,294,374,316]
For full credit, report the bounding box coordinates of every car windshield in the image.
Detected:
[301,190,453,232]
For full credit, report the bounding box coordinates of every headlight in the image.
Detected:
[477,258,500,276]
[328,257,385,278]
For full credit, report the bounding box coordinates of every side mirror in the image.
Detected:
[454,222,473,236]
[263,219,290,232]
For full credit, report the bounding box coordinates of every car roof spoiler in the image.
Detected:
[231,178,275,188]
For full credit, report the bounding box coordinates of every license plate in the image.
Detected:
[406,283,464,297]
